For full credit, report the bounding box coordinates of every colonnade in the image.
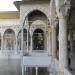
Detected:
[20,3,70,69]
[20,0,72,75]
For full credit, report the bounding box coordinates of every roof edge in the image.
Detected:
[14,0,50,10]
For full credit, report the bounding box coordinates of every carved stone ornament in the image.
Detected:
[58,0,71,17]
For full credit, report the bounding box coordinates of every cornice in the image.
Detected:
[14,0,50,10]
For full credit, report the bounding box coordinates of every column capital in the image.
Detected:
[59,5,70,17]
[55,0,71,17]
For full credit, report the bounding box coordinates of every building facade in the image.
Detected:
[0,0,75,75]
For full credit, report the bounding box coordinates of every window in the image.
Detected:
[33,29,44,50]
[4,29,15,50]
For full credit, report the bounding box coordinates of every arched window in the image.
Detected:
[3,29,15,50]
[33,29,44,50]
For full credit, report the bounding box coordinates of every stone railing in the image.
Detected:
[0,50,23,56]
[22,55,72,75]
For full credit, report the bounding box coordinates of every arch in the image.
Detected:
[22,9,50,52]
[33,29,44,33]
[4,29,15,36]
[23,9,50,27]
[28,10,48,19]
[3,29,15,50]
[32,28,44,50]
[31,20,46,26]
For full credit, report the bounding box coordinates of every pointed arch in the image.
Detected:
[23,9,50,27]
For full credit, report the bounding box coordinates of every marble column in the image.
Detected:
[59,16,68,68]
[47,28,52,56]
[51,25,57,58]
[30,33,32,54]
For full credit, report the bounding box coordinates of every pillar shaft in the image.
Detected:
[59,17,68,68]
[52,26,57,58]
[30,34,32,54]
[47,29,52,56]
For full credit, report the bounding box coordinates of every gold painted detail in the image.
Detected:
[0,11,19,19]
[58,16,66,19]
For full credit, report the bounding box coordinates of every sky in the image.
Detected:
[0,0,21,11]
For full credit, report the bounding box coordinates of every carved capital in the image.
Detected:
[59,0,70,16]
[55,0,71,17]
